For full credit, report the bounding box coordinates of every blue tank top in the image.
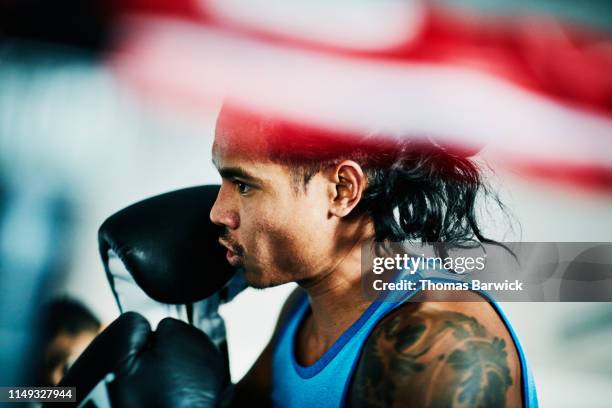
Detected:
[271,276,538,407]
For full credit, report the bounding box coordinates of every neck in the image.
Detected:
[298,219,374,346]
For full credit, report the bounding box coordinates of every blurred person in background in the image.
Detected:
[35,298,101,386]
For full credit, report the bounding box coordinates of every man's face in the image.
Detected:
[44,330,97,385]
[210,111,337,288]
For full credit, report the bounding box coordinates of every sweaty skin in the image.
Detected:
[211,108,522,407]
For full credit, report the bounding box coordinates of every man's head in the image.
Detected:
[211,106,374,288]
[37,298,101,386]
[210,105,494,288]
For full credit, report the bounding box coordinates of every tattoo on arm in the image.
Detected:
[349,306,514,408]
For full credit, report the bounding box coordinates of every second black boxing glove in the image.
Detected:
[50,312,231,408]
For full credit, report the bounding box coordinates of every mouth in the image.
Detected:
[218,238,242,267]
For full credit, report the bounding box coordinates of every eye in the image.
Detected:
[234,180,252,195]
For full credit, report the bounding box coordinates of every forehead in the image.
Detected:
[213,107,274,162]
[213,105,398,168]
[213,107,297,188]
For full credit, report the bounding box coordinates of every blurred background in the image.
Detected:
[1,0,611,406]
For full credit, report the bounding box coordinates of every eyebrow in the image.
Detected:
[214,162,263,184]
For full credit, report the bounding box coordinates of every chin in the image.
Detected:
[243,265,289,289]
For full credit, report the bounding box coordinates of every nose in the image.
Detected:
[210,184,239,230]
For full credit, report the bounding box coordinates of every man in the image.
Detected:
[36,298,101,386]
[210,106,537,407]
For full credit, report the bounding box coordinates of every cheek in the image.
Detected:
[269,203,329,268]
[237,187,331,275]
[51,366,65,385]
[240,205,302,268]
[249,215,296,260]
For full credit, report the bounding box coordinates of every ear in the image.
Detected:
[328,160,367,218]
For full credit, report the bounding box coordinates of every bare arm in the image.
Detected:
[231,287,306,407]
[348,301,522,408]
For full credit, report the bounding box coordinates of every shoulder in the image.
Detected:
[348,290,523,408]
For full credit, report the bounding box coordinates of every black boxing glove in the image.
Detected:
[98,185,246,350]
[48,312,231,408]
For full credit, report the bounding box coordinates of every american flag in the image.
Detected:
[106,0,612,190]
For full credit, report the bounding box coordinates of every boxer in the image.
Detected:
[211,106,538,407]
